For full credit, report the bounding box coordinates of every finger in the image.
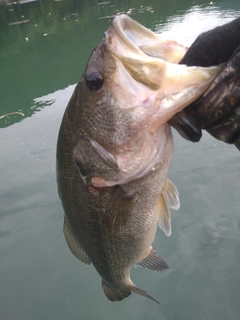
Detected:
[187,47,240,129]
[169,111,202,142]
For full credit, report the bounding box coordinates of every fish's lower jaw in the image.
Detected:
[102,280,159,304]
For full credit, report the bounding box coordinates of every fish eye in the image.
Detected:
[85,70,104,91]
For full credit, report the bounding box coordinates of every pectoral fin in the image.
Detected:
[158,179,180,236]
[163,179,180,210]
[105,187,134,231]
[157,192,171,237]
[63,218,91,265]
[136,248,169,271]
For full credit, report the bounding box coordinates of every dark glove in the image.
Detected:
[169,17,240,150]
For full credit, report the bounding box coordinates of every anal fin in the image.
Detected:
[102,280,131,302]
[136,248,169,271]
[63,218,91,265]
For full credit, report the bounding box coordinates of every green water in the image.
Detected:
[0,0,240,319]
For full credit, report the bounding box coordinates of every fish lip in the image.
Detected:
[109,14,141,52]
[104,15,165,90]
[104,14,147,61]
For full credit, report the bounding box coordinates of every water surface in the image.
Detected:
[0,1,240,319]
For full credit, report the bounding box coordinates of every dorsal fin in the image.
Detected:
[63,218,91,265]
[104,187,135,231]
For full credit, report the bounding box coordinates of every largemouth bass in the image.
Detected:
[57,14,220,303]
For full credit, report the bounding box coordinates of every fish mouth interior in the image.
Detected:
[107,14,163,59]
[112,15,150,53]
[104,14,168,90]
[107,14,187,63]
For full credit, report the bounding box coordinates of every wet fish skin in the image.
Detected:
[57,91,173,302]
[57,14,220,303]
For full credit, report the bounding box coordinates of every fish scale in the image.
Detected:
[57,14,220,303]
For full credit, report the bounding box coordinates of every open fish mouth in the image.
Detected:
[73,15,222,188]
[104,14,221,116]
[105,14,188,63]
[105,15,175,90]
[104,14,187,90]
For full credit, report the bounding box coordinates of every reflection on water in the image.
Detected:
[1,0,240,127]
[0,0,240,319]
[157,5,240,46]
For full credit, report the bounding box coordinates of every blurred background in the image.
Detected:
[0,1,240,319]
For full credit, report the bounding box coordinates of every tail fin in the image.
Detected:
[102,280,159,304]
[129,284,159,304]
[102,280,131,302]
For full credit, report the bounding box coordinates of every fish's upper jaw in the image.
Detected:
[104,15,188,91]
[105,16,166,91]
[108,14,187,63]
[107,14,154,56]
[105,14,221,111]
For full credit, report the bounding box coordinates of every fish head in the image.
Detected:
[71,15,221,187]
